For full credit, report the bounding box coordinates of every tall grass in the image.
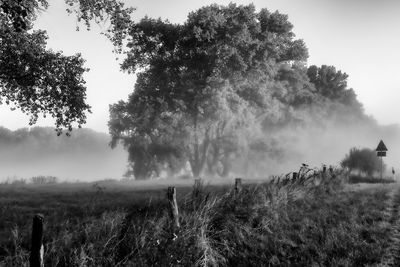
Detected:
[0,169,394,266]
[348,174,395,184]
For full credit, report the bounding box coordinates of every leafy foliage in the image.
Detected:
[109,3,368,179]
[64,0,135,51]
[0,28,90,133]
[109,4,313,179]
[307,65,363,113]
[0,0,48,31]
[0,0,133,134]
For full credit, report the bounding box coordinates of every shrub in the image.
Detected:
[30,175,58,184]
[341,147,383,176]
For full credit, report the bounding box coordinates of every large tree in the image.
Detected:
[0,0,133,134]
[109,3,309,179]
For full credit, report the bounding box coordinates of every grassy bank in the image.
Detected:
[348,174,395,184]
[0,173,395,266]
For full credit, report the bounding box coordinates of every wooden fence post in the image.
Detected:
[167,187,180,229]
[193,178,201,198]
[322,165,327,174]
[235,178,242,193]
[30,214,44,267]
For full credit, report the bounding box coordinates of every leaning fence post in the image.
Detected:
[235,178,242,193]
[167,187,180,229]
[30,214,44,267]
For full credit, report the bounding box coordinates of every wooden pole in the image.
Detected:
[193,178,201,198]
[321,165,327,180]
[381,156,383,180]
[235,178,242,193]
[167,187,180,229]
[30,214,44,267]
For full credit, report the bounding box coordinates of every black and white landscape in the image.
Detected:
[1,1,400,266]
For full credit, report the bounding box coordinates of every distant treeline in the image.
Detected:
[0,127,127,181]
[0,126,110,152]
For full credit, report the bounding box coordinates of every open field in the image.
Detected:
[1,174,400,266]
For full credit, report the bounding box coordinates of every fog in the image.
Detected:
[254,119,400,177]
[0,127,128,182]
[0,116,398,184]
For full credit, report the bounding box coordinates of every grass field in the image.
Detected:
[0,173,398,266]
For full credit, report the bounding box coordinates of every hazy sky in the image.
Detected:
[1,0,399,133]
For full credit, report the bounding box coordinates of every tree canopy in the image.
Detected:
[108,3,368,179]
[0,0,133,134]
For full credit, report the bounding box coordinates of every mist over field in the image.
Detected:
[1,2,399,182]
[259,118,400,176]
[0,127,127,182]
[0,116,398,182]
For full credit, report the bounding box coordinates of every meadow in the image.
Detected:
[0,171,398,266]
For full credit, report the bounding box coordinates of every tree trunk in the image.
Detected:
[191,161,201,178]
[220,154,231,178]
[206,144,219,175]
[189,117,210,178]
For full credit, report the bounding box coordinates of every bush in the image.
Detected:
[30,175,58,184]
[341,147,383,176]
[0,177,26,185]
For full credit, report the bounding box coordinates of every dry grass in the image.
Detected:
[0,169,395,266]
